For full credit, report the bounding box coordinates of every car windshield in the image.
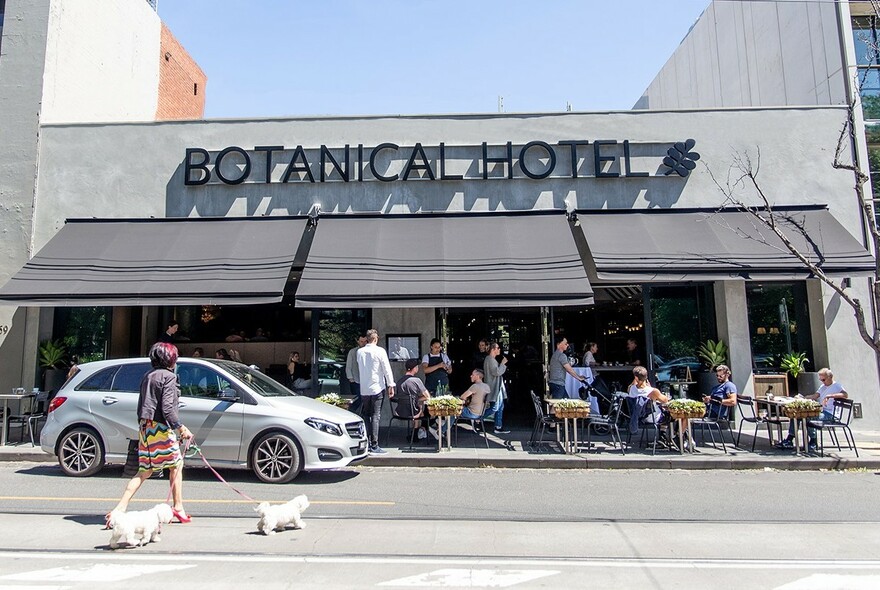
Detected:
[209,360,296,398]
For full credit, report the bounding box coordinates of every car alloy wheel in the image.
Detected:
[58,427,105,477]
[251,432,303,484]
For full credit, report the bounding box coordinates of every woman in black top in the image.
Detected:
[107,342,193,524]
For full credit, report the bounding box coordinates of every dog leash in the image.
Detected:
[184,437,256,502]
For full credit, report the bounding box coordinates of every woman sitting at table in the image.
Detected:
[581,342,599,370]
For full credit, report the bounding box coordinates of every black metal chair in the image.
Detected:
[689,399,732,453]
[585,392,626,454]
[7,392,49,445]
[454,392,491,449]
[809,398,859,457]
[626,397,666,455]
[386,396,423,450]
[735,395,773,452]
[529,391,561,452]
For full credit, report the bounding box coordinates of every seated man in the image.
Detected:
[777,367,847,451]
[628,366,673,439]
[702,364,737,420]
[392,359,431,441]
[458,368,491,430]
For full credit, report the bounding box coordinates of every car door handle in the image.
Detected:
[179,402,187,408]
[101,397,119,405]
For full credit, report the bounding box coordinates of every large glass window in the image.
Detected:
[648,284,716,370]
[52,307,111,363]
[316,309,370,396]
[853,16,880,120]
[746,283,813,373]
[168,303,311,343]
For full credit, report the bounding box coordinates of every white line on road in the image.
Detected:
[2,551,880,571]
[378,569,559,587]
[1,564,194,582]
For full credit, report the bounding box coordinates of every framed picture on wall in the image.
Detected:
[386,334,421,361]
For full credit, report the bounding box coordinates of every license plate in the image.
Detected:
[357,440,367,452]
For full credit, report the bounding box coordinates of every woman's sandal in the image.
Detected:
[171,508,192,523]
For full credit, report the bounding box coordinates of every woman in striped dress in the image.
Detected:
[108,342,193,523]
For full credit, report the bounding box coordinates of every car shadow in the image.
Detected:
[13,463,360,485]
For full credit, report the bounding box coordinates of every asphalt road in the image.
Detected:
[1,462,880,589]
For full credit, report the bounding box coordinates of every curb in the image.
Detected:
[4,449,876,471]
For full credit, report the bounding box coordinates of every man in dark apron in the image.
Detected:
[421,338,452,395]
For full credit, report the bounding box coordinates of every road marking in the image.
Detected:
[774,574,880,589]
[378,569,558,587]
[2,551,880,571]
[1,564,194,582]
[0,586,69,590]
[0,496,394,506]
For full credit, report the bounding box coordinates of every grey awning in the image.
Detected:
[295,211,593,308]
[0,217,309,306]
[576,207,875,282]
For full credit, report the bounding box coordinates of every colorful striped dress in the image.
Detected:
[137,367,184,472]
[138,419,182,472]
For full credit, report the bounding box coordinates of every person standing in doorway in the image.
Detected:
[357,329,395,454]
[345,334,367,413]
[483,341,510,434]
[472,339,489,370]
[158,320,178,344]
[422,338,452,395]
[549,335,588,399]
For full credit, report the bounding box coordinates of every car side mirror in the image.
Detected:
[219,387,239,401]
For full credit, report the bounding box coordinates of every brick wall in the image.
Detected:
[156,23,206,120]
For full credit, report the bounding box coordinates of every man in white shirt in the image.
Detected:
[357,329,395,454]
[345,334,367,413]
[778,367,848,451]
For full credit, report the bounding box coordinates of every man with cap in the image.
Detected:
[392,359,431,442]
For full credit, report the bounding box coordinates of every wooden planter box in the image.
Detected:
[430,406,462,418]
[783,407,822,419]
[668,408,705,420]
[554,408,590,419]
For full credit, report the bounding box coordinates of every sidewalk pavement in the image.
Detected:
[4,424,880,471]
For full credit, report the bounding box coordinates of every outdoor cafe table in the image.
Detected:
[429,401,464,452]
[755,397,811,455]
[0,390,34,446]
[545,398,589,454]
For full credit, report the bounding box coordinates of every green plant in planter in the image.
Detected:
[666,399,706,418]
[38,339,67,369]
[783,399,821,412]
[315,393,348,408]
[780,352,809,378]
[425,395,461,411]
[553,399,589,410]
[697,339,728,369]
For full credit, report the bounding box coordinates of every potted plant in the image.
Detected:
[666,399,706,420]
[315,392,351,410]
[552,398,590,419]
[696,339,728,397]
[39,339,68,393]
[782,398,822,419]
[425,395,463,417]
[780,351,815,396]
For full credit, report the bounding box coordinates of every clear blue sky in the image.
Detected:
[158,0,710,118]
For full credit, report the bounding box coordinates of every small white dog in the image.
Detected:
[255,495,310,535]
[108,503,174,549]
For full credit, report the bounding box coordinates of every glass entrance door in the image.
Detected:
[444,308,544,427]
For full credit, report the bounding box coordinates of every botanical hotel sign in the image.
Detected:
[183,139,700,186]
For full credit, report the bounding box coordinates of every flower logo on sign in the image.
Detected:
[663,139,700,177]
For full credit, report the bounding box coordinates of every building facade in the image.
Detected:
[0,0,877,429]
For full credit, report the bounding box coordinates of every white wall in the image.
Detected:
[40,0,161,124]
[635,0,847,110]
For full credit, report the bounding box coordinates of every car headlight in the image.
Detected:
[304,417,343,436]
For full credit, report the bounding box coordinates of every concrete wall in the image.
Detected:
[40,0,161,124]
[0,0,52,392]
[635,0,847,110]
[31,107,865,239]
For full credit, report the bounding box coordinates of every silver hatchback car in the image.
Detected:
[40,357,368,483]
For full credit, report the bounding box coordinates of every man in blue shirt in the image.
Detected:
[703,364,737,420]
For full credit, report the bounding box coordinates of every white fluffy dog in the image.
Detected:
[255,495,310,535]
[108,503,174,549]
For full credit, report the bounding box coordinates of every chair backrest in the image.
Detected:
[530,391,545,420]
[831,398,854,425]
[736,396,756,420]
[607,394,625,423]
